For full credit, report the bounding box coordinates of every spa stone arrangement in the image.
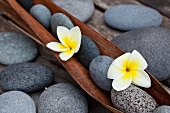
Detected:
[0,0,170,113]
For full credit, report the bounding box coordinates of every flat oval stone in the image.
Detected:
[76,35,100,68]
[38,83,88,113]
[153,105,170,113]
[111,27,170,81]
[0,32,38,65]
[51,13,74,37]
[104,5,162,31]
[111,85,158,113]
[30,4,51,29]
[52,0,94,22]
[17,0,33,11]
[0,91,36,113]
[89,56,113,91]
[0,62,54,93]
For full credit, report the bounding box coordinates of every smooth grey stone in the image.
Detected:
[17,0,33,11]
[0,62,53,93]
[0,91,36,113]
[51,13,74,37]
[104,5,162,31]
[89,56,113,91]
[111,27,170,81]
[30,4,51,29]
[111,85,158,113]
[38,83,88,113]
[76,35,100,68]
[52,0,94,22]
[153,105,170,113]
[0,32,38,65]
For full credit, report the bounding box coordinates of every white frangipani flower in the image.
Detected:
[46,26,81,61]
[107,50,151,91]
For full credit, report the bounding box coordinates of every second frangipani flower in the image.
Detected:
[46,26,81,61]
[107,50,151,91]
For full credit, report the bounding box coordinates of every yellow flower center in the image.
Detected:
[126,67,130,72]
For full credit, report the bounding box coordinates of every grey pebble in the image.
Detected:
[38,83,88,113]
[89,56,113,91]
[0,32,38,65]
[0,91,36,113]
[51,13,74,37]
[104,4,162,31]
[17,0,33,11]
[111,85,158,113]
[30,4,51,29]
[0,62,54,93]
[111,27,170,81]
[76,35,100,68]
[153,105,170,113]
[52,0,94,22]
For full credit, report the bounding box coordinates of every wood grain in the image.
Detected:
[7,0,170,112]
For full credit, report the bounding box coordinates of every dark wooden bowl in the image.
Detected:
[7,0,170,112]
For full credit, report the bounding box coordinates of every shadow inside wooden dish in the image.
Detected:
[7,0,170,112]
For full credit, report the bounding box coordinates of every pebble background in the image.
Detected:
[104,5,162,31]
[52,0,94,22]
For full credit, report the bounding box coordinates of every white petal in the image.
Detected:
[107,64,126,79]
[128,50,148,70]
[69,36,81,53]
[68,26,81,52]
[57,26,69,47]
[59,49,74,61]
[46,42,69,52]
[112,73,132,91]
[112,53,131,70]
[131,69,151,88]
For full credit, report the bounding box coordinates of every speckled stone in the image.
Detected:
[111,85,158,113]
[38,83,88,113]
[111,27,170,81]
[17,0,33,11]
[0,32,38,65]
[89,56,113,91]
[30,4,51,29]
[52,0,94,22]
[0,91,36,113]
[104,5,162,31]
[0,62,53,93]
[153,105,170,113]
[51,13,74,37]
[76,35,100,68]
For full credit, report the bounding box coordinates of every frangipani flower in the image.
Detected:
[107,50,151,91]
[46,26,81,61]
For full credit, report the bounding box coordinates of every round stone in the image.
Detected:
[0,32,38,65]
[17,0,33,11]
[111,85,158,113]
[30,4,51,29]
[76,35,100,68]
[52,0,94,22]
[38,83,88,113]
[89,56,113,91]
[104,5,162,31]
[0,91,36,113]
[0,62,54,93]
[51,13,74,37]
[153,105,170,113]
[111,27,170,81]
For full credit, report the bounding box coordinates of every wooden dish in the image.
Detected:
[7,0,170,112]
